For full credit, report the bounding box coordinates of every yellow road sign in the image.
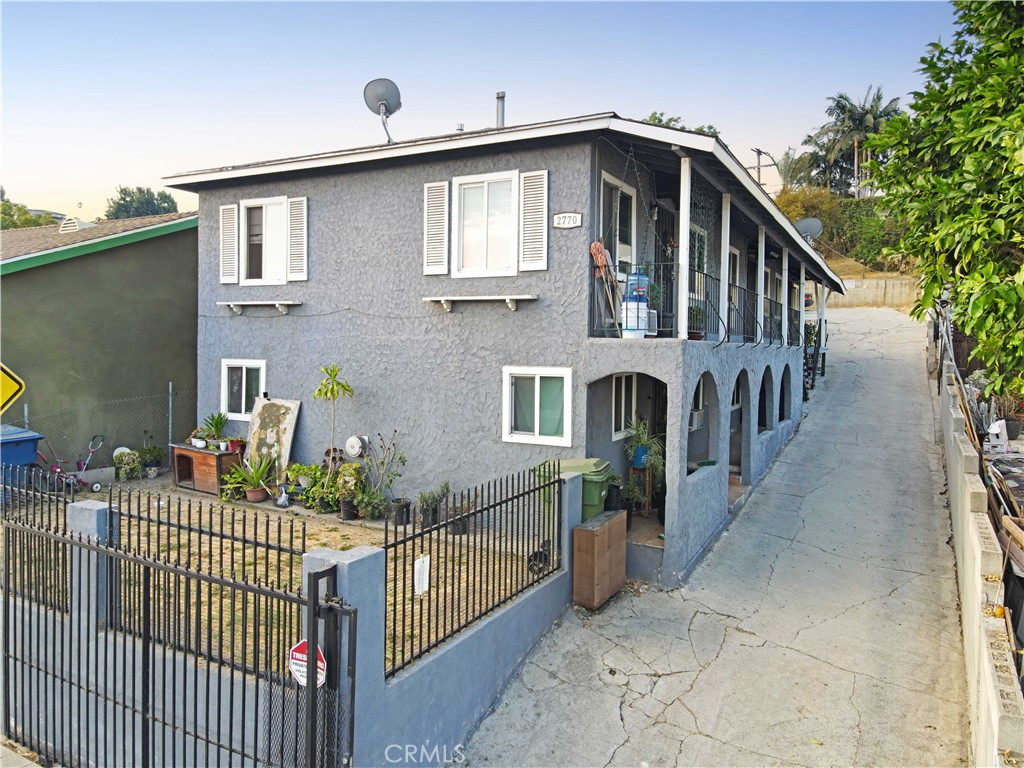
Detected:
[0,364,26,414]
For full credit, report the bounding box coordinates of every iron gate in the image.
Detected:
[1,467,356,767]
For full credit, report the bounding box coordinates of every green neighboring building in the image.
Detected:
[1,212,199,467]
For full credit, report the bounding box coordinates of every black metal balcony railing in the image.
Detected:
[788,307,801,347]
[688,269,721,339]
[728,284,757,342]
[763,298,783,344]
[590,260,678,338]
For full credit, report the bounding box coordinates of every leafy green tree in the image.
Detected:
[774,187,842,233]
[775,147,813,190]
[1,198,56,229]
[643,111,720,138]
[104,186,178,219]
[869,1,1024,393]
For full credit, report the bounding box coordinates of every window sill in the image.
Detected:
[423,295,538,313]
[216,301,302,316]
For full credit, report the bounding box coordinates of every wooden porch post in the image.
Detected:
[678,157,692,338]
[718,194,731,341]
[781,248,789,345]
[756,226,765,341]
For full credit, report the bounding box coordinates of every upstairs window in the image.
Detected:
[220,197,307,285]
[424,170,548,277]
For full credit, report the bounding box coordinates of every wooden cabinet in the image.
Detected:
[171,444,241,496]
[572,509,627,610]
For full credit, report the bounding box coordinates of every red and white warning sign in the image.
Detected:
[289,639,326,689]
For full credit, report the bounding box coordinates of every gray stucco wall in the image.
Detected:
[195,134,808,583]
[1,228,198,466]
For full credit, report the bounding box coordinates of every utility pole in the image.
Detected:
[747,148,776,188]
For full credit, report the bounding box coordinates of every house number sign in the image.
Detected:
[552,212,582,229]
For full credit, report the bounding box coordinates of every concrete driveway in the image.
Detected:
[465,308,968,767]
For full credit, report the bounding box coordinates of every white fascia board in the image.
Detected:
[708,143,845,293]
[606,118,718,154]
[164,115,617,188]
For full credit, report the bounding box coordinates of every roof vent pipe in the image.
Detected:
[496,91,505,128]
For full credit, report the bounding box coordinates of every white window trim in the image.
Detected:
[611,373,637,441]
[239,196,287,287]
[451,170,519,279]
[220,358,266,421]
[728,246,740,286]
[502,365,572,447]
[601,171,637,279]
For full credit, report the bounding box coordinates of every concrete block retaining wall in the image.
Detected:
[826,277,919,308]
[303,473,584,767]
[938,369,1024,766]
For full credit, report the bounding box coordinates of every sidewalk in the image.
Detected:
[465,308,968,766]
[1,742,37,767]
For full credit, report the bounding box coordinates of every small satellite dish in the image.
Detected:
[363,78,402,145]
[794,217,824,242]
[345,435,369,459]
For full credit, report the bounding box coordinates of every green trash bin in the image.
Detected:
[540,457,614,522]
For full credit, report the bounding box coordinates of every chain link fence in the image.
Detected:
[5,386,197,469]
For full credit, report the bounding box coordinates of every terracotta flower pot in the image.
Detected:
[244,488,268,503]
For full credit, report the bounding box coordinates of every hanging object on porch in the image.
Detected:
[591,240,622,337]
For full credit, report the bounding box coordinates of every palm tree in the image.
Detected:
[776,147,814,190]
[814,86,901,196]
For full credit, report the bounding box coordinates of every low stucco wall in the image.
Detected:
[827,278,918,308]
[304,473,583,767]
[938,366,1024,765]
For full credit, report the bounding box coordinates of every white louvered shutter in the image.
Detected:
[219,204,239,284]
[423,182,449,275]
[287,197,308,281]
[518,170,548,271]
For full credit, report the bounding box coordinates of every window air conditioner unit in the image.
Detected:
[689,409,704,431]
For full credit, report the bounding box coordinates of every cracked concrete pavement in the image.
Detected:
[464,308,968,767]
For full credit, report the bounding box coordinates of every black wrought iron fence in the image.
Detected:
[689,269,721,339]
[764,298,784,344]
[383,462,563,678]
[788,307,802,347]
[729,284,758,342]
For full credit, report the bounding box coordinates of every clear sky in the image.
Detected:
[2,1,956,221]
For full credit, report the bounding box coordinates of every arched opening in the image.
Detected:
[757,367,775,433]
[729,370,752,494]
[687,371,720,475]
[779,365,792,422]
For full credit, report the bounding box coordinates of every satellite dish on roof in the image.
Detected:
[794,217,824,242]
[364,78,401,145]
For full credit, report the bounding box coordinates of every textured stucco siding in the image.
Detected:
[196,133,806,583]
[197,138,598,495]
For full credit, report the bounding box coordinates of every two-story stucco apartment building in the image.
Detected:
[166,112,844,585]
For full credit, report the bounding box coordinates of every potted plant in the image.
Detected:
[389,492,411,525]
[287,462,321,489]
[204,412,229,450]
[354,487,387,520]
[417,481,451,527]
[113,449,142,482]
[625,417,665,484]
[137,445,166,479]
[337,462,364,519]
[622,477,645,530]
[187,427,210,449]
[222,454,276,503]
[313,364,354,476]
[361,431,407,516]
[993,392,1024,440]
[446,491,479,536]
[688,304,706,340]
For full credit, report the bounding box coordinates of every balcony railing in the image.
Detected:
[688,269,721,340]
[788,307,801,347]
[764,298,784,344]
[728,284,757,343]
[590,260,678,338]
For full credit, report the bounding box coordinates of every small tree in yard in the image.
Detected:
[313,364,354,474]
[869,1,1024,394]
